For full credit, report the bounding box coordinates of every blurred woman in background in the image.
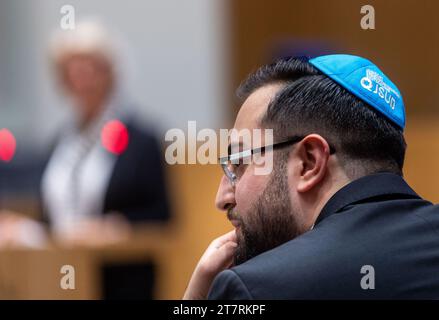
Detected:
[0,20,171,298]
[41,21,171,246]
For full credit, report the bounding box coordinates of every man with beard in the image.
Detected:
[183,54,439,299]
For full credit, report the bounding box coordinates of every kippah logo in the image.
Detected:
[360,69,398,110]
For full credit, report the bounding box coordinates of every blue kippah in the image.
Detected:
[309,54,405,129]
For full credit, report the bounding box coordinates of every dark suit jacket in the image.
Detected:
[102,120,170,222]
[41,119,171,224]
[208,172,439,299]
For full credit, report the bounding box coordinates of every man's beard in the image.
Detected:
[231,160,303,266]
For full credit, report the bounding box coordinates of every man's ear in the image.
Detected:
[292,134,331,193]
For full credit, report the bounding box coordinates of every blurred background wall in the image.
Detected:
[1,0,439,299]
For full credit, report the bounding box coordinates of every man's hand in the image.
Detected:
[183,229,237,300]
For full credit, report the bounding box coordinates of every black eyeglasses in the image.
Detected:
[218,136,336,186]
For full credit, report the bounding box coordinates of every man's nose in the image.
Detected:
[215,175,236,211]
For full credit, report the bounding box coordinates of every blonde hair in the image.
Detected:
[49,20,117,66]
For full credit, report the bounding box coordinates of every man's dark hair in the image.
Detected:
[237,56,406,178]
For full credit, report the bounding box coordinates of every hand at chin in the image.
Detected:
[183,229,237,300]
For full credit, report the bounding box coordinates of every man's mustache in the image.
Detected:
[227,209,242,222]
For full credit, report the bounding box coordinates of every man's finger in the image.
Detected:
[212,229,237,248]
[210,240,237,269]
